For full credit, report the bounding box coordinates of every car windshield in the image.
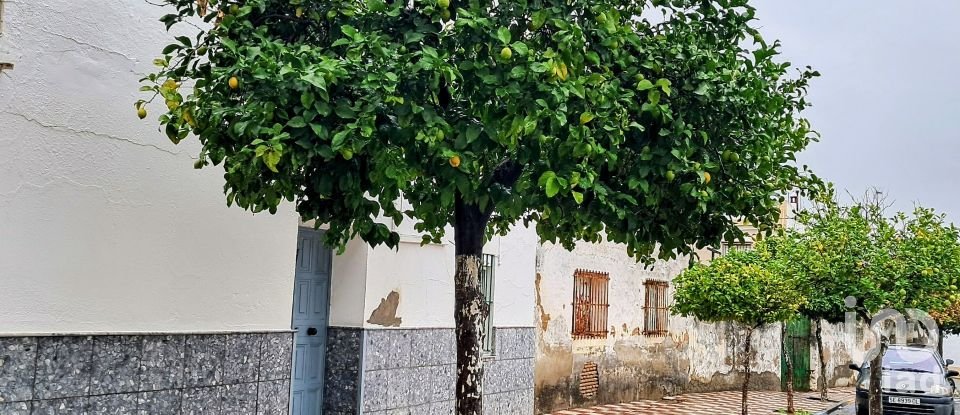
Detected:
[871,349,943,373]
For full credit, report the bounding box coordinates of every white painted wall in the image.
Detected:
[0,0,301,333]
[945,335,960,364]
[350,224,538,329]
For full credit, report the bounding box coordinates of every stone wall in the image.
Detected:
[0,332,292,415]
[323,327,535,415]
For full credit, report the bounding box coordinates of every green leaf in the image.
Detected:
[341,25,359,39]
[335,103,356,119]
[465,125,481,142]
[310,123,327,139]
[694,83,710,96]
[301,73,327,90]
[538,171,556,186]
[301,91,315,108]
[579,112,595,125]
[285,117,305,129]
[511,42,529,56]
[162,44,182,54]
[545,176,560,198]
[331,130,349,150]
[636,79,655,91]
[496,27,511,45]
[572,191,584,204]
[262,149,281,173]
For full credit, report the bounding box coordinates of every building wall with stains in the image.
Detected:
[534,240,867,414]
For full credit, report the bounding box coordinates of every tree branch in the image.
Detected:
[482,158,524,219]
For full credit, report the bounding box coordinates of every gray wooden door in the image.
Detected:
[290,229,331,415]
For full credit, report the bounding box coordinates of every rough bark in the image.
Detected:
[742,327,755,415]
[938,330,944,356]
[783,323,795,414]
[816,319,828,401]
[454,196,489,415]
[868,340,887,415]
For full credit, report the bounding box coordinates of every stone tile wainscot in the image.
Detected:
[323,327,535,415]
[0,332,292,415]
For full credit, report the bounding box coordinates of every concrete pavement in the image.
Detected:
[546,388,853,415]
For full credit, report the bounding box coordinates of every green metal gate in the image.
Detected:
[781,318,812,392]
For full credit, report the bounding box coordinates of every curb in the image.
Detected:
[815,399,851,415]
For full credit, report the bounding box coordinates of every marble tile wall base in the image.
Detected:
[0,332,292,415]
[323,327,363,414]
[359,327,535,415]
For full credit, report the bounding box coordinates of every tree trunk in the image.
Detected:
[742,327,755,415]
[938,329,944,356]
[783,323,795,414]
[816,319,828,401]
[868,340,887,415]
[453,197,489,415]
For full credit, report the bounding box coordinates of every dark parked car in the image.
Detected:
[849,345,958,415]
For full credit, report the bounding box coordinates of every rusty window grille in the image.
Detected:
[643,280,670,336]
[572,269,609,339]
[479,254,496,354]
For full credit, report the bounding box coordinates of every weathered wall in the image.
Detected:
[809,320,865,390]
[0,0,300,334]
[360,223,537,329]
[534,240,860,413]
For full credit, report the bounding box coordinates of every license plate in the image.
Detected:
[888,396,921,405]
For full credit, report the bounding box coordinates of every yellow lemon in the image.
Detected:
[228,76,239,90]
[449,155,461,168]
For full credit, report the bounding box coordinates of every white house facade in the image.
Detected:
[0,1,536,414]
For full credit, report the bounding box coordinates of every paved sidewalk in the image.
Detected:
[548,388,855,415]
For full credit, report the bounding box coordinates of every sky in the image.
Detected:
[751,1,960,221]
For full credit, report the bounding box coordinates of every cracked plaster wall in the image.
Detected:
[0,0,300,333]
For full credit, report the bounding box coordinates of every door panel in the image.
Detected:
[782,318,812,392]
[291,229,331,415]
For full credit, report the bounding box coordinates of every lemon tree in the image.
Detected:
[771,194,960,414]
[140,1,821,412]
[673,247,806,415]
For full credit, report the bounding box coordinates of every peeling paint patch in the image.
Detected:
[535,273,552,330]
[367,291,402,327]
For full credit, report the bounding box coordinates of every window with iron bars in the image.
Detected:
[721,242,754,255]
[643,280,670,336]
[479,254,496,354]
[572,269,609,339]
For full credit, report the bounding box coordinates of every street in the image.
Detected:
[833,399,960,414]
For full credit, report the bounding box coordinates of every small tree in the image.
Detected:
[768,193,878,401]
[790,193,960,415]
[673,248,806,415]
[140,1,820,412]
